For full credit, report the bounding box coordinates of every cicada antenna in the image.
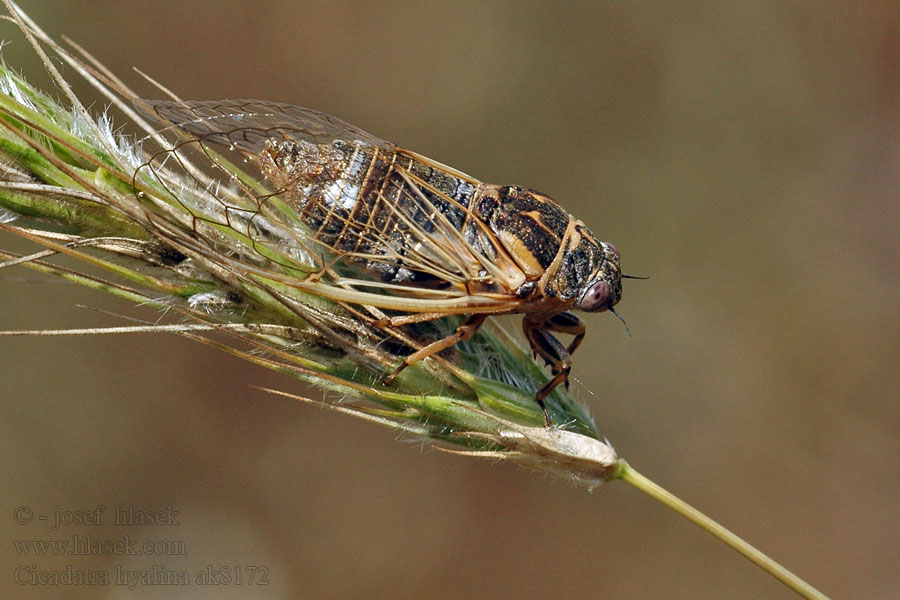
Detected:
[609,307,631,337]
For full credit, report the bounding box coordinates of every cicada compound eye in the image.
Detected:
[579,280,611,312]
[605,242,619,259]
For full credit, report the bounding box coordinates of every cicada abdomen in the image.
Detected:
[256,137,515,293]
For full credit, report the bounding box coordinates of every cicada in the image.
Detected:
[138,100,623,425]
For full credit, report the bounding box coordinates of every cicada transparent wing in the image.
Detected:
[140,99,387,153]
[135,99,527,315]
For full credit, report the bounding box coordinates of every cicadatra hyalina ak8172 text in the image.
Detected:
[138,100,625,425]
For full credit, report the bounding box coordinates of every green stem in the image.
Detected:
[616,461,829,600]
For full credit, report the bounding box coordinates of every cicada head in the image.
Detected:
[577,240,622,313]
[546,221,622,312]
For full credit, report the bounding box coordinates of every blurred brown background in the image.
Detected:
[1,1,897,598]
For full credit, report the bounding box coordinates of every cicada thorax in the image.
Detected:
[469,185,608,308]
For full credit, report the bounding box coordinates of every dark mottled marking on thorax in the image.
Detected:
[550,223,604,300]
[259,139,477,285]
[486,186,570,274]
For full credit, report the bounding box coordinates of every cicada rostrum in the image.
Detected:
[137,100,624,425]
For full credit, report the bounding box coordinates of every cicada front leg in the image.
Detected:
[523,311,586,426]
[544,311,587,356]
[384,313,488,384]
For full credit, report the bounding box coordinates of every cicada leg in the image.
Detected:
[523,312,586,426]
[384,313,488,384]
[372,312,450,328]
[545,311,587,355]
